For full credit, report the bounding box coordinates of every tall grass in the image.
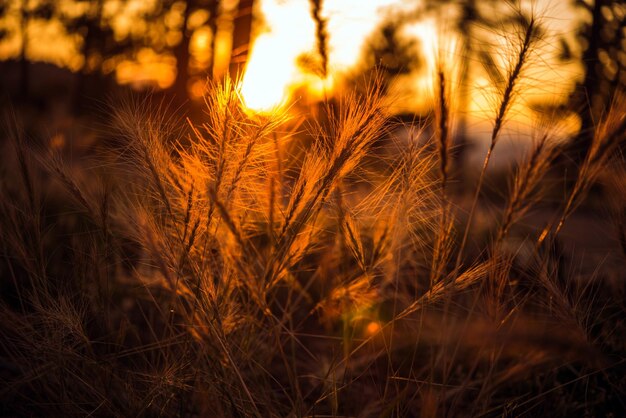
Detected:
[1,9,625,417]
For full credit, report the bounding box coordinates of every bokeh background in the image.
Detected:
[1,3,626,416]
[1,0,624,144]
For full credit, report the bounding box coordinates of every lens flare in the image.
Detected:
[365,321,382,336]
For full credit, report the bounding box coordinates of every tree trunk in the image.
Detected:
[207,0,219,79]
[568,0,605,162]
[73,0,104,112]
[173,2,192,99]
[19,0,29,98]
[229,0,254,80]
[453,0,476,182]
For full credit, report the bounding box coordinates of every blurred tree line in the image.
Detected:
[0,0,255,107]
[568,0,626,158]
[0,0,624,158]
[357,0,626,162]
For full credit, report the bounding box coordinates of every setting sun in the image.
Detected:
[240,0,409,111]
[240,0,314,111]
[240,35,292,112]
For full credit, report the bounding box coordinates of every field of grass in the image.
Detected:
[1,18,626,417]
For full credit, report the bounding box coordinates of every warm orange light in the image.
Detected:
[365,321,381,336]
[239,0,440,113]
[189,78,207,100]
[116,48,176,89]
[240,35,292,112]
[305,74,335,101]
[240,0,314,112]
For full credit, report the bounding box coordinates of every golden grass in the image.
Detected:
[1,9,625,416]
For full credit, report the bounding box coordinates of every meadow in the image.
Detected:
[1,10,626,417]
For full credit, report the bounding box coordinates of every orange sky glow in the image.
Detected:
[238,0,584,149]
[0,0,584,127]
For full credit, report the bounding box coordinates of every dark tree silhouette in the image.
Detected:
[1,0,226,103]
[451,0,478,175]
[229,0,254,79]
[172,1,193,98]
[1,0,56,98]
[62,0,119,110]
[358,18,421,95]
[567,0,626,160]
[169,0,221,98]
[206,0,220,79]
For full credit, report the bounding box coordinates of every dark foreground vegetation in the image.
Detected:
[1,77,625,416]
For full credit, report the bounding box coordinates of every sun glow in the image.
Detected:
[240,0,399,112]
[239,1,581,117]
[240,1,315,112]
[240,35,293,112]
[238,1,469,113]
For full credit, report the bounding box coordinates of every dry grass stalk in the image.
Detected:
[540,90,626,243]
[435,64,451,194]
[454,11,540,275]
[497,130,559,245]
[309,0,329,78]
